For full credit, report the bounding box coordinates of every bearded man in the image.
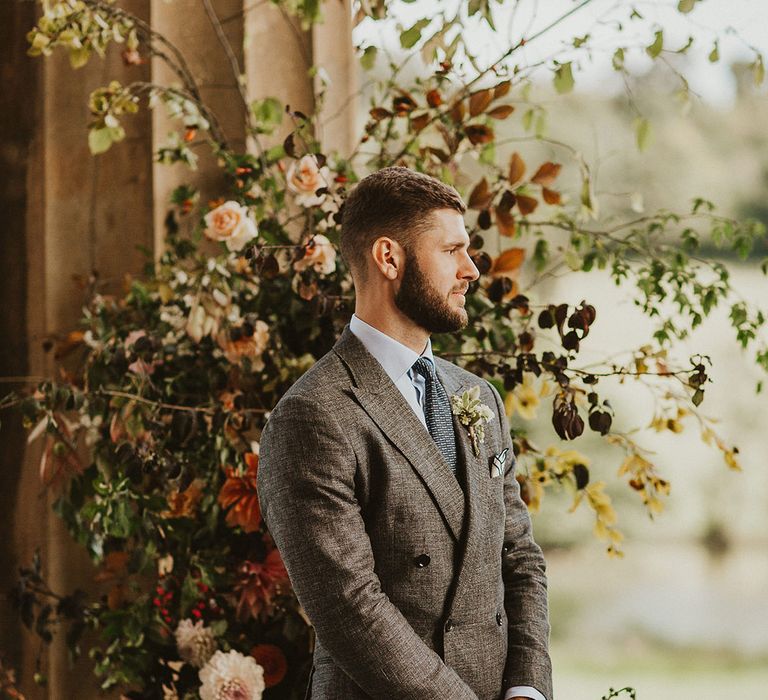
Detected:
[257,166,552,700]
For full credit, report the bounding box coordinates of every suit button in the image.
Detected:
[444,619,454,633]
[413,553,431,568]
[496,612,503,626]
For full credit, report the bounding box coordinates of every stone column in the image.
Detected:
[151,0,247,250]
[2,0,356,696]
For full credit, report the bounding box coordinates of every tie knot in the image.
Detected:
[411,356,435,380]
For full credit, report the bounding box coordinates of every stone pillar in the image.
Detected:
[2,0,356,696]
[312,0,358,157]
[0,0,40,692]
[2,0,154,696]
[151,0,247,250]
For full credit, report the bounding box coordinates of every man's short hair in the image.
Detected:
[339,166,466,283]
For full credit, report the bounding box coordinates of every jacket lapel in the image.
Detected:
[333,325,466,542]
[435,359,492,610]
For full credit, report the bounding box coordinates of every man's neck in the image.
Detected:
[352,310,430,355]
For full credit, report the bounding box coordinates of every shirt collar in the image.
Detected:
[348,313,434,384]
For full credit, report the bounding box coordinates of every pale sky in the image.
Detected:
[356,0,768,106]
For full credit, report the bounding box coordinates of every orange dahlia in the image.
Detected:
[234,547,289,622]
[218,452,261,533]
[250,644,288,687]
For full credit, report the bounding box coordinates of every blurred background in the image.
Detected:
[2,1,767,697]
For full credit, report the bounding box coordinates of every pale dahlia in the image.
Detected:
[292,234,337,276]
[174,618,217,668]
[199,650,265,700]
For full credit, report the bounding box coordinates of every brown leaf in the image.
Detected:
[298,280,318,301]
[542,187,562,205]
[469,88,493,117]
[465,124,494,145]
[492,247,526,275]
[424,146,450,163]
[494,80,512,99]
[531,162,562,186]
[487,104,515,119]
[449,99,466,123]
[410,111,431,132]
[468,178,493,210]
[54,330,85,360]
[426,89,442,107]
[369,107,392,121]
[495,206,517,237]
[516,194,539,216]
[392,94,417,115]
[508,152,526,187]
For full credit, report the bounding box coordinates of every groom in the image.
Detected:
[257,166,552,700]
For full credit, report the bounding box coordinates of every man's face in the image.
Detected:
[394,208,480,334]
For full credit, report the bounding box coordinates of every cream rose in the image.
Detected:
[204,201,258,252]
[286,155,331,207]
[293,234,337,276]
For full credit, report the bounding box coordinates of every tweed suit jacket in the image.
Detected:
[257,323,552,700]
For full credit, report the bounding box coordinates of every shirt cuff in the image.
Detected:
[505,686,547,700]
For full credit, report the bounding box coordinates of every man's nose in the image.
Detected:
[461,250,480,282]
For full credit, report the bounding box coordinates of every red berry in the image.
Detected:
[191,609,202,619]
[153,597,162,607]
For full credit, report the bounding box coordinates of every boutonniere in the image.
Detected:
[449,385,495,457]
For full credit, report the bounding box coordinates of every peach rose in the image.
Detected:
[293,234,337,276]
[286,155,331,207]
[203,201,258,252]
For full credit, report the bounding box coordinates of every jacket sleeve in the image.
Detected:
[256,392,478,700]
[486,382,553,700]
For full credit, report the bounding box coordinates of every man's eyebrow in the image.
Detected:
[446,238,470,247]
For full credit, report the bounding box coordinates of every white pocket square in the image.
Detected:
[490,448,508,478]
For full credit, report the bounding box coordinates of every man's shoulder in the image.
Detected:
[271,347,351,414]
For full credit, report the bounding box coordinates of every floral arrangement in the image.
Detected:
[3,0,766,697]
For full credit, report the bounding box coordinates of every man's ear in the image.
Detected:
[370,237,404,281]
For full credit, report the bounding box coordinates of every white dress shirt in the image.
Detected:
[348,314,545,700]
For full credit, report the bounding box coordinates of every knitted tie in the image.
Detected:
[411,357,457,473]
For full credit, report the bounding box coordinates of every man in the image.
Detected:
[257,166,552,699]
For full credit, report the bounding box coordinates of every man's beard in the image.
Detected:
[394,251,467,334]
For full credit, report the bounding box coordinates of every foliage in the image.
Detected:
[3,0,767,697]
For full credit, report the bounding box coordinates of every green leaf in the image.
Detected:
[573,34,590,49]
[360,45,377,71]
[565,248,582,271]
[250,97,283,134]
[612,48,625,71]
[677,0,701,13]
[646,30,664,59]
[634,117,652,152]
[88,127,114,155]
[400,18,430,49]
[752,54,765,86]
[522,108,534,132]
[553,61,574,94]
